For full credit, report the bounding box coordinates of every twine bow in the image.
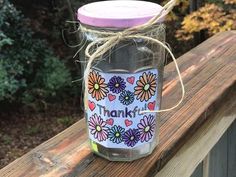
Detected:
[80,0,185,114]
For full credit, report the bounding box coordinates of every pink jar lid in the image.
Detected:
[77,0,164,28]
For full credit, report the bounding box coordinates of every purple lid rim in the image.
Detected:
[77,1,165,28]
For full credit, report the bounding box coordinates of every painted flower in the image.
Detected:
[134,72,157,102]
[88,70,108,101]
[119,90,135,105]
[108,125,125,144]
[122,128,140,147]
[138,115,156,142]
[88,114,108,141]
[108,76,126,94]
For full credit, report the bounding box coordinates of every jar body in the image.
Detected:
[80,24,165,161]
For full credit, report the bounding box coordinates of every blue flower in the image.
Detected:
[119,90,135,105]
[108,125,125,144]
[122,128,140,147]
[108,76,126,94]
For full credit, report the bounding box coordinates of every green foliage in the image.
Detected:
[0,0,71,105]
[1,134,12,145]
[36,57,71,96]
[57,116,74,127]
[25,125,41,135]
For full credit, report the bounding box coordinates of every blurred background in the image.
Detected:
[0,0,235,168]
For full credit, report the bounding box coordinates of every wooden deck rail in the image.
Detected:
[1,31,236,177]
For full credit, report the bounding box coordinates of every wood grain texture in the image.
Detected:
[208,132,228,177]
[1,31,236,177]
[191,162,203,177]
[228,121,236,177]
[156,92,236,177]
[202,154,210,177]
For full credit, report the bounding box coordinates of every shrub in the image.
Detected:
[176,0,236,40]
[0,0,71,105]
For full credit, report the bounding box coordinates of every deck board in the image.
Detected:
[227,121,236,177]
[1,31,236,177]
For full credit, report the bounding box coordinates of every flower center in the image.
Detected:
[144,84,150,91]
[115,83,120,88]
[144,126,150,132]
[115,132,120,137]
[94,83,100,90]
[125,96,129,100]
[130,136,134,141]
[96,125,102,132]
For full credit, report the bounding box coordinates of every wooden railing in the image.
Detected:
[1,31,236,177]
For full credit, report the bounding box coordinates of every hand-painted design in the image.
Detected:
[108,125,125,144]
[88,100,96,111]
[106,118,114,126]
[88,70,108,101]
[119,90,135,105]
[122,128,140,147]
[127,76,135,84]
[87,69,158,148]
[134,72,157,102]
[147,101,156,111]
[108,93,116,101]
[108,76,126,94]
[125,119,133,127]
[88,114,108,142]
[138,115,156,142]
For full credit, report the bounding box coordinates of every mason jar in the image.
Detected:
[77,0,166,161]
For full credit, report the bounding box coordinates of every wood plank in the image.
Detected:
[208,129,228,177]
[228,121,236,177]
[156,92,236,177]
[1,31,236,177]
[191,162,203,177]
[202,154,210,177]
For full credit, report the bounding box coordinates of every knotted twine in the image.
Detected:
[79,0,185,114]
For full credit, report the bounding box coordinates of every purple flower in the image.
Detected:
[88,114,108,141]
[138,115,156,142]
[108,76,126,94]
[122,128,140,147]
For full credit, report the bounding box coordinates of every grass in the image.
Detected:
[57,116,74,127]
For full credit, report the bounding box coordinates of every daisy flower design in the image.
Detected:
[108,76,126,94]
[108,125,125,144]
[88,114,108,142]
[134,72,157,102]
[88,70,108,101]
[138,115,156,142]
[122,128,140,147]
[119,90,135,105]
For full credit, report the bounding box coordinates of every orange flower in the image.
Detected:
[88,71,108,101]
[134,72,157,101]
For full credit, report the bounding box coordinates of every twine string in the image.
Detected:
[79,0,185,113]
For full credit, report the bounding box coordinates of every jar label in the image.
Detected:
[87,68,159,148]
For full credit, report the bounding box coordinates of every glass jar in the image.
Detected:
[78,0,166,161]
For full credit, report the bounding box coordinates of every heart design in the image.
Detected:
[106,118,114,126]
[127,76,135,84]
[148,101,156,110]
[125,119,133,127]
[108,94,116,101]
[88,101,96,111]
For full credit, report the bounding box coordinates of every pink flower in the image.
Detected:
[88,114,108,141]
[138,115,156,142]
